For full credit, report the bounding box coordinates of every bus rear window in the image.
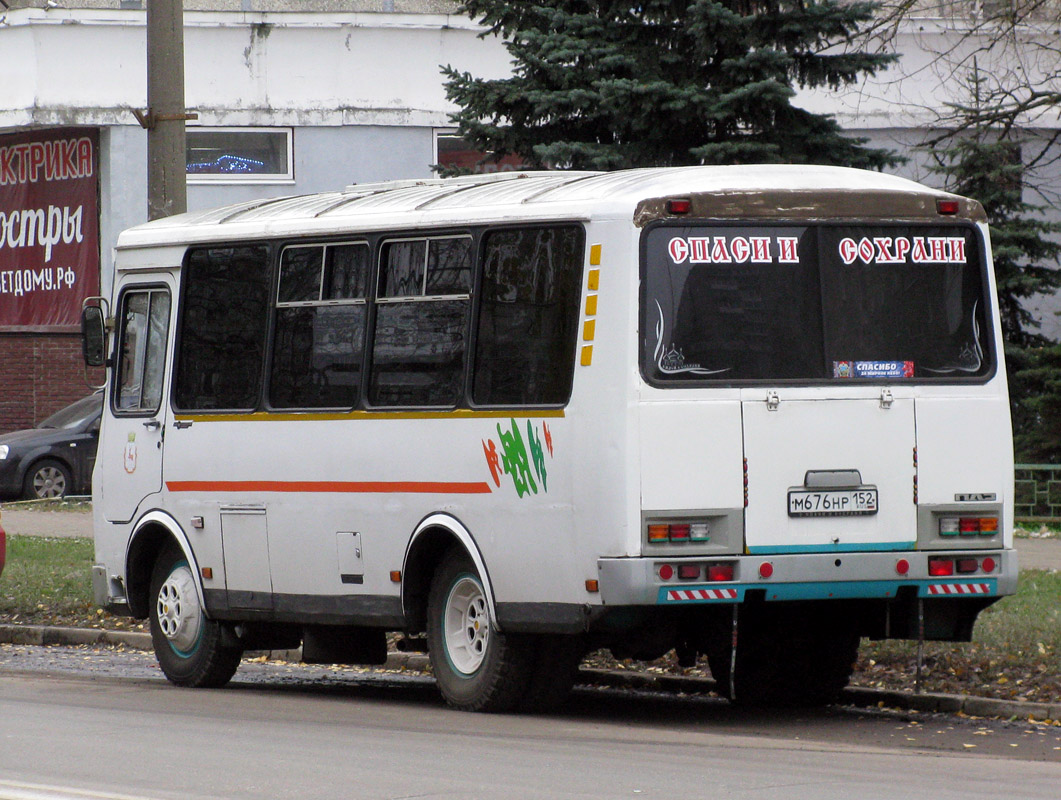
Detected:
[641,223,992,384]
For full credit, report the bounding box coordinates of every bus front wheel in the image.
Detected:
[427,550,531,712]
[148,545,242,688]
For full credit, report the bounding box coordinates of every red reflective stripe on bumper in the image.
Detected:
[665,588,738,601]
[927,583,991,596]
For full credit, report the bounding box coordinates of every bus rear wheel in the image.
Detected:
[427,550,531,712]
[149,545,242,688]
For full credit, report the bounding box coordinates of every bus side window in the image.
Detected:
[270,242,369,409]
[115,289,170,413]
[368,236,472,408]
[174,246,271,412]
[473,226,584,406]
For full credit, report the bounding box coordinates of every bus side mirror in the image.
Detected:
[81,306,107,368]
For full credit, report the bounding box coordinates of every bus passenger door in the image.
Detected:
[99,281,174,524]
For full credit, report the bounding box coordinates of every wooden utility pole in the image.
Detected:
[141,0,192,220]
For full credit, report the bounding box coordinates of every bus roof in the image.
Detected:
[116,165,980,250]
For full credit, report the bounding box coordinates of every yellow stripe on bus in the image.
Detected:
[174,408,567,423]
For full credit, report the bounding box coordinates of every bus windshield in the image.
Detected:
[642,222,992,384]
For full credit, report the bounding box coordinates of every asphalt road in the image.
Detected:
[0,653,1058,800]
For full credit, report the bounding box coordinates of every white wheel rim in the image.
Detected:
[156,564,202,655]
[33,466,66,498]
[443,575,490,675]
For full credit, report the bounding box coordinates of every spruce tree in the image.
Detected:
[926,135,1061,349]
[441,0,899,172]
[925,68,1061,461]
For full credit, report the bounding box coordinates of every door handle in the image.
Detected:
[142,419,161,431]
[173,419,194,430]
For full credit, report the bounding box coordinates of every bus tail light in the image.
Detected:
[707,563,735,582]
[689,522,711,542]
[647,520,712,544]
[939,516,999,536]
[669,524,691,542]
[929,557,955,576]
[936,199,960,215]
[956,558,979,574]
[648,524,669,543]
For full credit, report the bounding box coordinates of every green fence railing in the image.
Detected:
[1014,464,1061,522]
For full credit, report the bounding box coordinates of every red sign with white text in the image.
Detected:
[0,127,100,331]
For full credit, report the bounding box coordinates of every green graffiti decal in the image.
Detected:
[482,418,553,498]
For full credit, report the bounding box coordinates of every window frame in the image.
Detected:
[112,284,172,417]
[169,222,589,415]
[638,218,998,389]
[367,233,475,409]
[185,126,294,185]
[172,243,274,414]
[470,223,586,409]
[268,241,372,411]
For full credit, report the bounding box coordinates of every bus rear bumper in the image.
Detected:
[597,548,1019,607]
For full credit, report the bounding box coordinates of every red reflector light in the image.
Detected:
[658,564,674,581]
[758,562,774,579]
[928,558,955,577]
[678,564,701,580]
[981,557,996,573]
[707,564,735,582]
[956,558,979,574]
[667,198,692,214]
[959,518,980,534]
[895,558,910,576]
[936,199,960,215]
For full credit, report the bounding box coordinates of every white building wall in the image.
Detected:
[3,5,1060,331]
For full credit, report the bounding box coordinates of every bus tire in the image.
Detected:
[427,550,531,712]
[149,545,242,688]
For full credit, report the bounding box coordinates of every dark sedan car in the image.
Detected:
[0,393,103,500]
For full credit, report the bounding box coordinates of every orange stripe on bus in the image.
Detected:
[165,480,493,494]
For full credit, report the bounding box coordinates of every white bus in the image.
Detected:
[83,166,1016,711]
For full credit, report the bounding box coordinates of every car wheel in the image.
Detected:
[23,459,71,500]
[149,545,242,688]
[427,549,531,712]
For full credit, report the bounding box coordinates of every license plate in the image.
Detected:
[788,488,878,517]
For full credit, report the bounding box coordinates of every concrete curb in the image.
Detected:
[2,624,1058,722]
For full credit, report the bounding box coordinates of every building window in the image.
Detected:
[434,131,532,175]
[186,128,293,183]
